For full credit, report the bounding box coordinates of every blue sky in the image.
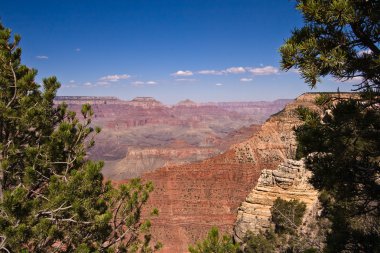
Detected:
[1,0,353,104]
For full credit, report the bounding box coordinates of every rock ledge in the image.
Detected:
[234,159,318,242]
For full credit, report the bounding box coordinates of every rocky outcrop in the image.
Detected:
[233,92,358,245]
[232,93,321,168]
[129,97,164,108]
[234,159,319,242]
[177,99,197,107]
[139,93,322,252]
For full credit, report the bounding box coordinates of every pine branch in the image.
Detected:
[6,45,17,108]
[350,23,380,56]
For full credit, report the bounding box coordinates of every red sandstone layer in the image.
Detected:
[139,94,322,252]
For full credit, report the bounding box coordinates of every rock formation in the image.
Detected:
[142,150,261,253]
[102,146,218,179]
[129,97,164,108]
[177,99,197,107]
[234,159,319,242]
[55,96,290,178]
[139,93,321,252]
[232,93,357,243]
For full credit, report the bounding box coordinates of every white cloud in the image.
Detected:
[100,74,131,82]
[175,78,196,82]
[225,67,246,74]
[75,48,81,52]
[69,80,75,83]
[131,81,158,86]
[358,49,372,56]
[248,66,279,75]
[350,76,364,81]
[335,76,364,83]
[63,83,78,88]
[97,81,110,86]
[177,66,277,77]
[215,83,223,86]
[240,78,253,82]
[171,70,193,77]
[36,55,48,59]
[131,81,145,86]
[289,68,300,74]
[198,67,245,75]
[83,82,92,86]
[198,70,224,75]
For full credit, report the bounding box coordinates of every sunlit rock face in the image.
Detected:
[233,92,357,246]
[234,159,319,242]
[139,93,323,253]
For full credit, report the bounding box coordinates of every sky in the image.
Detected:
[1,0,354,104]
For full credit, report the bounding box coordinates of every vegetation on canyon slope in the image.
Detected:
[0,23,160,252]
[189,198,312,253]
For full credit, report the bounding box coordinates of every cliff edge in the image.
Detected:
[234,159,319,242]
[141,93,323,252]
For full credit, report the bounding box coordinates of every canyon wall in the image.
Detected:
[55,96,290,179]
[140,93,321,252]
[234,159,319,242]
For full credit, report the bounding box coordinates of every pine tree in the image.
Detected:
[280,0,379,92]
[280,1,380,252]
[188,227,239,253]
[0,23,159,252]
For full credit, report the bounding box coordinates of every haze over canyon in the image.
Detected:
[55,96,291,180]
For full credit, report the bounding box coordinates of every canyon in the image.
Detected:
[139,93,322,252]
[55,94,322,252]
[55,96,290,179]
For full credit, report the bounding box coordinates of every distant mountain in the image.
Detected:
[54,96,292,178]
[176,99,197,107]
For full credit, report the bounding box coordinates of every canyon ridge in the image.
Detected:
[55,96,291,179]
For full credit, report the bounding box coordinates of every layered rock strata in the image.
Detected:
[140,93,322,252]
[142,151,261,253]
[57,96,290,179]
[234,159,319,242]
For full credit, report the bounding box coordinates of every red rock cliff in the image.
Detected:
[140,93,321,252]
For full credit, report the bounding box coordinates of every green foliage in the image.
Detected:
[281,1,380,251]
[295,99,380,252]
[0,23,159,252]
[271,198,307,235]
[242,230,276,253]
[314,94,332,107]
[242,227,319,253]
[192,200,310,253]
[188,227,239,253]
[280,0,380,91]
